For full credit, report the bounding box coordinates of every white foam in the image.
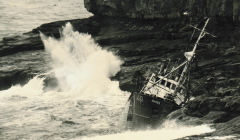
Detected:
[0,23,128,130]
[40,23,126,104]
[81,120,214,140]
[205,136,236,139]
[0,23,216,140]
[0,76,45,100]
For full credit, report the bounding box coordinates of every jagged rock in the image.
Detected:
[167,109,228,125]
[0,50,51,90]
[0,34,43,57]
[183,96,240,118]
[31,16,100,36]
[167,99,240,136]
[184,97,210,117]
[84,0,240,22]
[0,17,100,57]
[0,5,240,136]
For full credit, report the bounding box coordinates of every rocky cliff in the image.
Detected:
[1,1,240,138]
[85,0,240,21]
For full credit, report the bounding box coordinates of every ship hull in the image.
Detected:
[118,92,181,129]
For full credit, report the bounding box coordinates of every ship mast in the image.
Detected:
[172,18,210,96]
[140,18,216,105]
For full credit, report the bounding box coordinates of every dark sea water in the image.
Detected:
[0,1,234,140]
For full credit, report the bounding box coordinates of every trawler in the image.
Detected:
[118,18,216,129]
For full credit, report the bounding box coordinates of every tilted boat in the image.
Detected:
[118,18,215,129]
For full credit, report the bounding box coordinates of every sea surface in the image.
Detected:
[0,0,92,40]
[0,1,231,140]
[0,23,215,140]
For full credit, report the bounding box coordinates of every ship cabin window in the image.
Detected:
[160,80,166,85]
[152,107,158,115]
[166,82,171,88]
[171,84,176,90]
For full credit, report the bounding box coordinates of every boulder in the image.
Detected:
[183,96,240,117]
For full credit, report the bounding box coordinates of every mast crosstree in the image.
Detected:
[140,18,215,105]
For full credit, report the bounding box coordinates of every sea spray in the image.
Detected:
[40,23,124,102]
[0,23,128,139]
[0,76,45,100]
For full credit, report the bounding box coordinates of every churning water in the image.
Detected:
[0,1,217,139]
[0,23,215,140]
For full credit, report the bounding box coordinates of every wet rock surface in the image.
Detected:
[1,12,240,137]
[0,50,51,90]
[0,16,100,57]
[84,0,240,21]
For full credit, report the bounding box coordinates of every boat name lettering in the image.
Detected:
[152,99,160,105]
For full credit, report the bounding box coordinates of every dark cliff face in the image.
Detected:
[1,1,240,136]
[83,0,240,136]
[84,0,240,21]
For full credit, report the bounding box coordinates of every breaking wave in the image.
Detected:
[0,23,215,140]
[40,22,125,102]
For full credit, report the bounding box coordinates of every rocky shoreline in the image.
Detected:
[1,1,240,138]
